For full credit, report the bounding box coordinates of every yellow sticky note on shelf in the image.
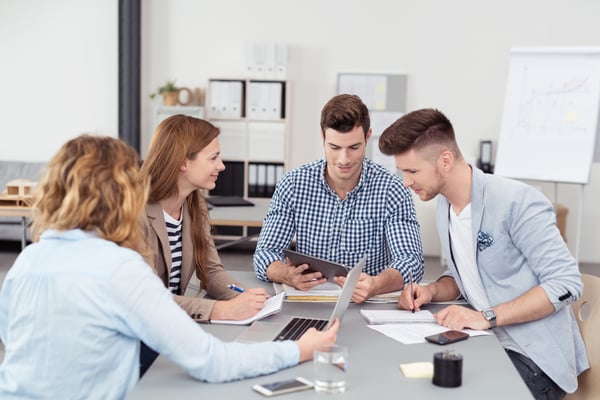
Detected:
[399,362,434,378]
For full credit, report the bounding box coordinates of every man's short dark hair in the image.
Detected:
[320,94,370,138]
[379,108,457,156]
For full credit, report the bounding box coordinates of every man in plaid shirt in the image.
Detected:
[253,94,424,303]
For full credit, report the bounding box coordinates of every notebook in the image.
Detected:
[236,255,366,343]
[210,292,285,325]
[283,249,348,282]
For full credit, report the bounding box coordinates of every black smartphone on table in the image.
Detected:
[425,330,469,345]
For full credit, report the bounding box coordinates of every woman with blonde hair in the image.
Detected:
[0,135,339,399]
[140,114,268,322]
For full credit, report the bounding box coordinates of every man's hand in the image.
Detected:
[266,260,327,289]
[434,305,491,331]
[398,282,433,312]
[333,273,376,303]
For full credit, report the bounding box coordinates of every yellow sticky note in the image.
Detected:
[566,111,578,123]
[399,362,434,378]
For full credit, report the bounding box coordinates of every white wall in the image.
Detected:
[0,0,118,162]
[141,0,600,262]
[2,1,599,261]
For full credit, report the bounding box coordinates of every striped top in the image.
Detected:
[163,209,183,294]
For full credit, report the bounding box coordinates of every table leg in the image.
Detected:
[21,216,27,250]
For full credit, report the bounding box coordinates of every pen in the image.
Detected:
[409,270,415,313]
[227,284,245,293]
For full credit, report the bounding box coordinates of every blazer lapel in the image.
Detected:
[147,202,172,280]
[180,201,194,290]
[470,167,486,261]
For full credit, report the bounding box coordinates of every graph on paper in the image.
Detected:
[495,48,600,184]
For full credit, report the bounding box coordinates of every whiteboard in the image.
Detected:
[494,47,600,184]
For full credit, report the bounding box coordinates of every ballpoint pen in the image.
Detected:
[227,284,245,293]
[409,270,415,313]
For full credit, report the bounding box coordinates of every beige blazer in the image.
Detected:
[146,199,243,323]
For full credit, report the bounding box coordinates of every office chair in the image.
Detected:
[566,274,600,399]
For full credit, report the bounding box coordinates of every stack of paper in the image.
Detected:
[274,282,341,302]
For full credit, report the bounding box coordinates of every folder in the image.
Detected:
[246,82,262,119]
[248,163,258,197]
[268,82,283,120]
[252,43,267,79]
[208,80,222,118]
[257,163,267,197]
[275,43,288,80]
[264,43,276,78]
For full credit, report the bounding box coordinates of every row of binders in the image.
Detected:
[248,162,284,198]
[247,81,285,120]
[208,80,243,119]
[208,79,285,120]
[245,43,288,80]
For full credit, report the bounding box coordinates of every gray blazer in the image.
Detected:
[436,167,589,393]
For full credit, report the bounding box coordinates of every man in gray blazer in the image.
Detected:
[379,108,589,399]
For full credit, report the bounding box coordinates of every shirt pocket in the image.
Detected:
[340,219,375,255]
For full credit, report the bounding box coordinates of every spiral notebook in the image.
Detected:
[360,309,437,325]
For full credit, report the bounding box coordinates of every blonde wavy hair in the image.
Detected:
[31,134,152,261]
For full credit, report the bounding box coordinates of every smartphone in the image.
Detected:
[425,330,469,345]
[252,377,313,397]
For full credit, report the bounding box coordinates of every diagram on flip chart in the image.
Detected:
[495,48,600,184]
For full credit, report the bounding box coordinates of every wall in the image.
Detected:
[2,1,599,261]
[141,0,600,262]
[0,0,118,162]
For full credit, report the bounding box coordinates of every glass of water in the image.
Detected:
[313,344,348,394]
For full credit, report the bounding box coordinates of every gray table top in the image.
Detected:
[128,271,533,399]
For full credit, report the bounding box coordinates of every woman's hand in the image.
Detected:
[210,287,269,320]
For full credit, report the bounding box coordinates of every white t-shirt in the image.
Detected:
[448,203,490,311]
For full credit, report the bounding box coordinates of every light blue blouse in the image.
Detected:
[0,229,298,399]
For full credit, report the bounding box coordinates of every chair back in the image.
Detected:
[566,273,600,399]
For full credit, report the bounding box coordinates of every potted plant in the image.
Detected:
[149,79,180,106]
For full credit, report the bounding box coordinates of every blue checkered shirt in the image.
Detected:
[253,159,424,283]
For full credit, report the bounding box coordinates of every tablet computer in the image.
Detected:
[283,249,349,282]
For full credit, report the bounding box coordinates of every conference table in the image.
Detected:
[128,271,533,399]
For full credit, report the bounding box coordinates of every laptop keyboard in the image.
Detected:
[275,317,329,341]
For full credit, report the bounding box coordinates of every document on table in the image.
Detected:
[273,282,341,302]
[367,323,492,344]
[210,292,285,325]
[360,309,437,324]
[274,283,403,303]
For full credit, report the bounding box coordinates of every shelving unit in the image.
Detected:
[206,78,289,199]
[205,78,290,241]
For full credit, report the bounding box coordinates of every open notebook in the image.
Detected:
[210,292,285,325]
[236,255,366,342]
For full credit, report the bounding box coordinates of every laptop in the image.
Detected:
[236,255,366,343]
[283,249,348,282]
[205,196,254,207]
